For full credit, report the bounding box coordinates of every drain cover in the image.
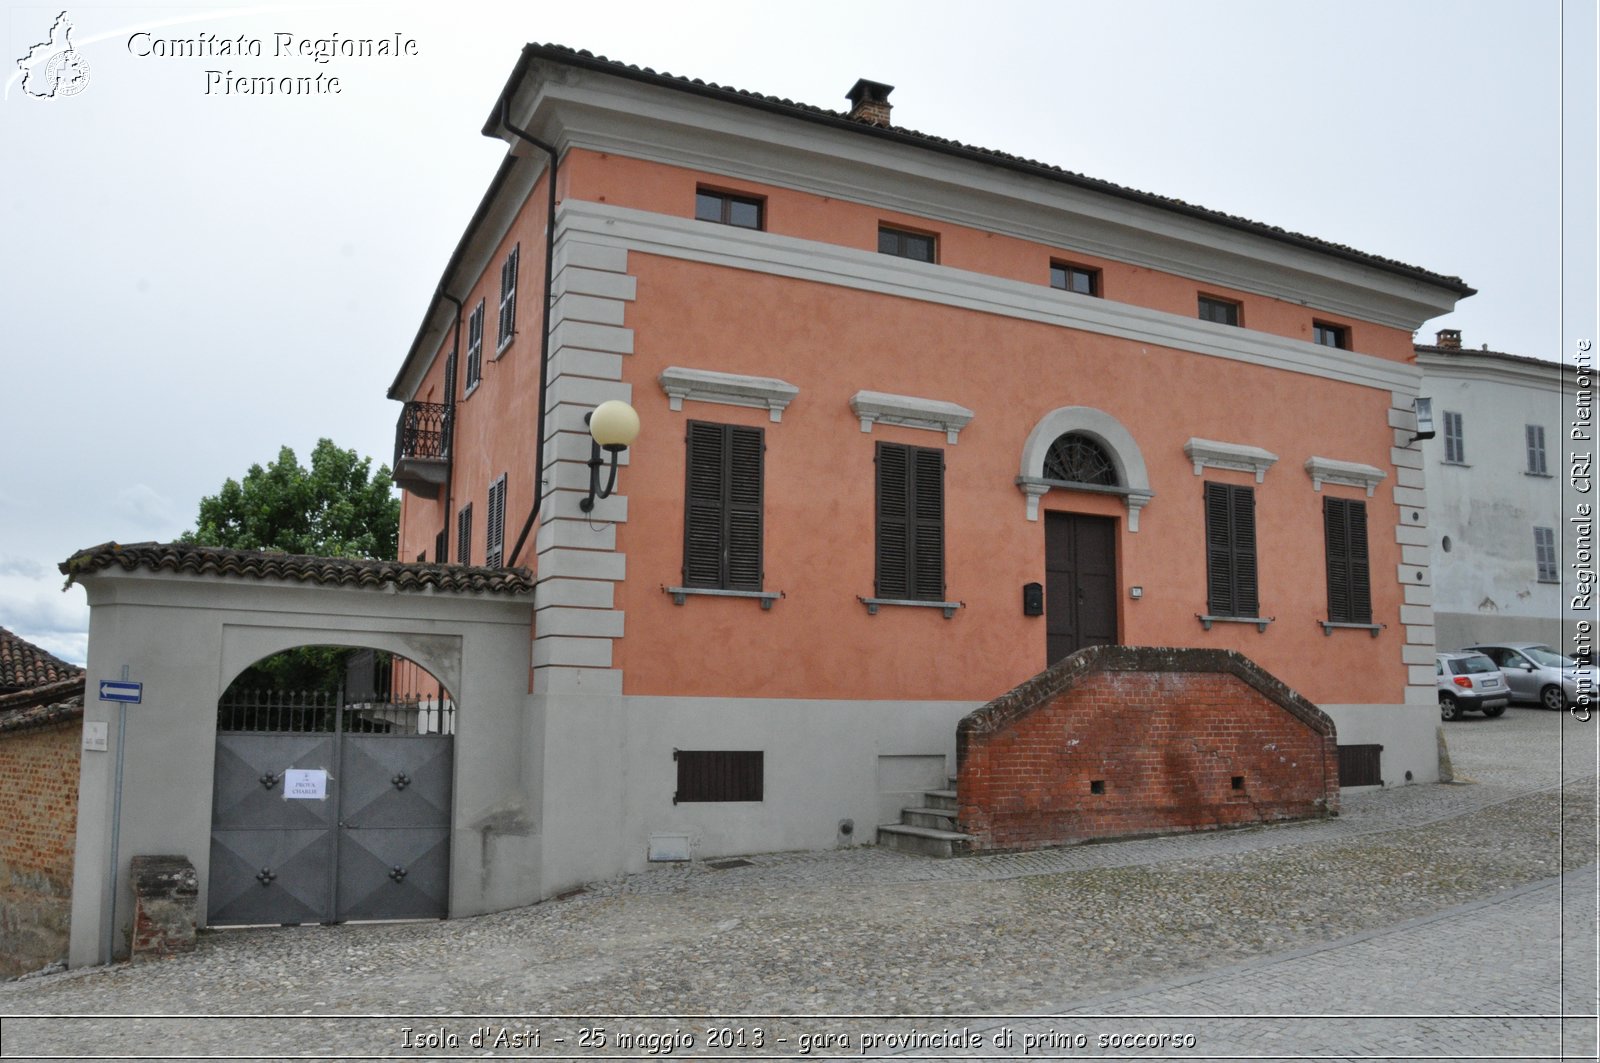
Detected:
[707,859,753,870]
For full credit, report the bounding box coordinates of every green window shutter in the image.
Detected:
[683,422,764,589]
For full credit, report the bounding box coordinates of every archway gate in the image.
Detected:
[61,542,538,967]
[209,688,453,925]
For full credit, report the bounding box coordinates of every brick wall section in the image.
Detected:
[0,715,81,977]
[956,646,1339,853]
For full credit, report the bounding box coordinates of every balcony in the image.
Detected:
[393,401,451,499]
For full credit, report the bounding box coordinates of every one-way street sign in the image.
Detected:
[97,681,143,704]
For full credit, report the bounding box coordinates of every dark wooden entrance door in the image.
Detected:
[1045,513,1118,665]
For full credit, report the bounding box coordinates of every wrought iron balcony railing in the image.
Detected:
[393,401,451,499]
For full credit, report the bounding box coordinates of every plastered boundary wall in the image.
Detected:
[528,690,1428,894]
[68,568,534,967]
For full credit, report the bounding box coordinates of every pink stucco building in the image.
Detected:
[388,45,1472,879]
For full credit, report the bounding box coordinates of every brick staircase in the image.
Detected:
[876,778,972,857]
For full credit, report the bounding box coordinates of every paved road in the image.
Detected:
[1,706,1595,1061]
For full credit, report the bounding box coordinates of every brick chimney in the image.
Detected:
[846,78,894,127]
[1435,329,1462,349]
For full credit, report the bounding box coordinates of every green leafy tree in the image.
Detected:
[183,438,399,559]
[183,439,401,696]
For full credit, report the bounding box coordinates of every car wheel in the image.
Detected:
[1483,704,1507,718]
[1440,694,1462,721]
[1541,685,1567,712]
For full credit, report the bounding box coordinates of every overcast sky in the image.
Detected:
[2,0,1593,665]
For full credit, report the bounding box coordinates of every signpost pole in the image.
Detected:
[100,668,141,964]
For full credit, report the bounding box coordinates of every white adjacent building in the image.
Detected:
[1417,330,1588,651]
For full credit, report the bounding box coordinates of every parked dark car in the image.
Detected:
[1436,652,1511,721]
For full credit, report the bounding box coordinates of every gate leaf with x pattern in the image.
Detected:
[209,690,452,926]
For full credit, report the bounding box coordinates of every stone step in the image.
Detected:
[923,788,958,811]
[876,823,972,858]
[901,806,958,830]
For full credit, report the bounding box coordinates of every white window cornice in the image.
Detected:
[849,390,974,444]
[1305,455,1387,496]
[1184,438,1280,483]
[658,366,799,422]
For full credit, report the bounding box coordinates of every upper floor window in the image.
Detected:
[695,189,764,230]
[1050,262,1100,297]
[876,442,946,601]
[1312,321,1349,349]
[1443,411,1465,463]
[1198,295,1241,327]
[1204,481,1258,618]
[464,300,485,394]
[878,225,937,263]
[496,246,519,352]
[684,421,764,590]
[1526,425,1549,475]
[485,474,507,569]
[456,503,472,566]
[1534,526,1558,582]
[1323,497,1372,624]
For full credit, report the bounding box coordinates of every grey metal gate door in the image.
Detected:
[209,691,452,926]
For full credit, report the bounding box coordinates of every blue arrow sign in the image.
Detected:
[98,681,142,704]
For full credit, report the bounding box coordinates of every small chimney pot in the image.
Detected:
[846,78,894,127]
[1435,328,1461,350]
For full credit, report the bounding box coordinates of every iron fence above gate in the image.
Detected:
[217,689,456,735]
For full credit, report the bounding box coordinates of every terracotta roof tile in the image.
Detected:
[0,677,85,736]
[59,542,535,596]
[0,627,83,692]
[512,44,1474,296]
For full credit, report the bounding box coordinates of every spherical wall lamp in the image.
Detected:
[580,400,640,512]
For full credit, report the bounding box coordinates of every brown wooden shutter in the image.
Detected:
[725,425,764,590]
[913,446,945,599]
[875,443,910,598]
[683,422,763,589]
[1324,496,1371,623]
[1205,482,1258,617]
[877,442,945,600]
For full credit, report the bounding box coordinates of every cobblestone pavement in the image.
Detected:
[0,707,1594,1061]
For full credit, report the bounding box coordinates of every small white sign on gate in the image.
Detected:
[283,768,328,800]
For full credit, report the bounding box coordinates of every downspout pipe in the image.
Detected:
[500,98,559,569]
[438,288,464,563]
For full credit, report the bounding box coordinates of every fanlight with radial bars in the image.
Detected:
[1043,432,1119,486]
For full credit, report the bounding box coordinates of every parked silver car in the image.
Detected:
[1436,652,1511,720]
[1463,642,1579,712]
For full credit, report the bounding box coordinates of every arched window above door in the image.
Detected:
[1043,432,1120,487]
[1017,407,1154,529]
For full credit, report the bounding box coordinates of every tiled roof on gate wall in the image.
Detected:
[0,627,83,692]
[59,542,535,596]
[506,44,1475,296]
[0,677,85,736]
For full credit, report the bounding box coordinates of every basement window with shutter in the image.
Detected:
[862,442,960,617]
[1199,481,1269,630]
[485,474,507,569]
[674,750,764,803]
[1321,496,1376,634]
